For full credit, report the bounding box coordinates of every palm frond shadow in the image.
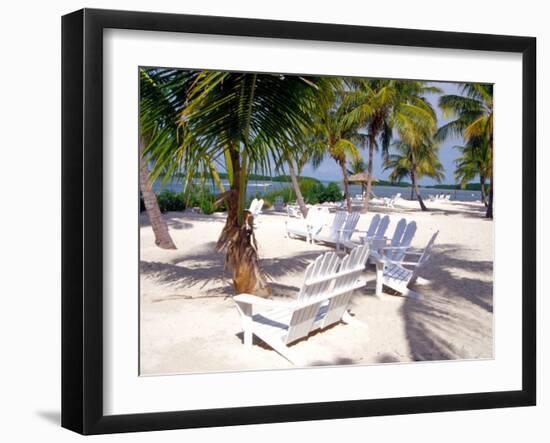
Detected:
[141,246,325,299]
[401,243,493,361]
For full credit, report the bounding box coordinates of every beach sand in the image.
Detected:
[139,198,494,375]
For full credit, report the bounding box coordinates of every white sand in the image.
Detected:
[139,198,493,375]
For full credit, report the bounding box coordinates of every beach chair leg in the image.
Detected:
[264,339,304,366]
[238,304,254,347]
[401,287,423,300]
[375,262,384,297]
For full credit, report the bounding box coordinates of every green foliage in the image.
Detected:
[321,182,344,202]
[153,187,224,215]
[250,179,343,208]
[156,190,185,212]
[427,183,487,191]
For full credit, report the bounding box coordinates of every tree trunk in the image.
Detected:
[287,159,308,217]
[139,137,177,249]
[217,149,271,297]
[340,160,352,213]
[410,150,427,211]
[486,174,493,218]
[480,175,488,207]
[485,138,493,218]
[410,174,415,200]
[363,141,375,213]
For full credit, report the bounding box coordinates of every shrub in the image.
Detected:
[156,190,185,212]
[152,186,224,214]
[320,182,343,202]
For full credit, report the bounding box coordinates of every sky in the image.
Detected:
[299,81,465,185]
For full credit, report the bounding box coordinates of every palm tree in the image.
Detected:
[437,83,493,217]
[453,136,490,206]
[344,79,441,212]
[384,140,444,201]
[310,80,365,212]
[144,70,318,296]
[392,82,439,211]
[138,68,184,249]
[285,154,309,217]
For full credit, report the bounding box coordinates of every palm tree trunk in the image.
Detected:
[139,137,177,249]
[217,151,271,297]
[216,77,271,297]
[363,142,375,212]
[486,174,493,218]
[410,173,415,200]
[486,139,493,218]
[410,150,427,211]
[340,160,352,213]
[480,175,488,207]
[287,159,308,217]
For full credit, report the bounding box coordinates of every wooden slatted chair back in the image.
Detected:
[390,218,407,247]
[374,215,390,239]
[248,198,258,213]
[388,221,417,261]
[366,214,380,237]
[326,211,348,240]
[322,245,370,328]
[341,212,361,242]
[286,252,341,344]
[418,231,439,267]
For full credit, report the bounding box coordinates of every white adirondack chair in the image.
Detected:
[374,231,439,298]
[382,192,401,208]
[311,211,347,245]
[362,215,390,247]
[341,214,390,251]
[313,212,361,251]
[285,206,329,242]
[379,221,417,262]
[233,245,370,365]
[248,198,258,213]
[273,196,285,211]
[336,212,361,250]
[286,204,301,218]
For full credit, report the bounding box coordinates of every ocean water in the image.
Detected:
[154,179,482,202]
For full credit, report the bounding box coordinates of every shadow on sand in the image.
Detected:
[141,244,326,299]
[400,243,493,361]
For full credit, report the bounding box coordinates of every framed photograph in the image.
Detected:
[62,8,536,435]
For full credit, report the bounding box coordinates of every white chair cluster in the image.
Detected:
[428,193,451,202]
[234,206,440,364]
[382,192,401,207]
[286,208,439,300]
[233,244,370,365]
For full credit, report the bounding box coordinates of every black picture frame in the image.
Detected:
[61,8,537,435]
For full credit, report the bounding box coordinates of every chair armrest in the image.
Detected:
[380,245,412,251]
[233,293,292,308]
[399,260,421,267]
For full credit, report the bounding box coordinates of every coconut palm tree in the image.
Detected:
[384,140,444,201]
[309,80,366,212]
[392,83,439,210]
[453,136,490,206]
[138,68,187,249]
[437,83,493,217]
[344,79,441,212]
[144,70,319,296]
